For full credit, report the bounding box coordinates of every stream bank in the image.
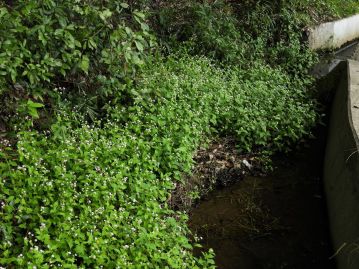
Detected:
[189,126,335,269]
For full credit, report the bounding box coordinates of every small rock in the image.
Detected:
[242,159,252,170]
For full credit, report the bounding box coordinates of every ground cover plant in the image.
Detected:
[1,55,316,268]
[0,0,353,267]
[291,0,359,22]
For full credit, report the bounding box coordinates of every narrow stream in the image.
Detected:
[189,127,336,269]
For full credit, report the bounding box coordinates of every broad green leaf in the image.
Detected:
[134,11,145,19]
[135,40,144,52]
[79,55,90,74]
[99,9,113,21]
[28,107,39,118]
[27,100,44,108]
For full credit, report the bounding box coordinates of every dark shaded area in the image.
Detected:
[189,125,336,269]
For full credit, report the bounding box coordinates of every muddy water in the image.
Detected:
[189,131,336,269]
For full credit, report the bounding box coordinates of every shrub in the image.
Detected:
[153,0,251,64]
[151,0,318,78]
[286,0,359,22]
[0,1,155,127]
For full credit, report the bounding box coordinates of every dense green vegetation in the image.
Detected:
[0,1,155,129]
[309,0,359,19]
[0,0,358,267]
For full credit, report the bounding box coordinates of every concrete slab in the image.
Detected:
[308,15,359,50]
[324,60,359,269]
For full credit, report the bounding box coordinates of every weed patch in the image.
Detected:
[0,0,333,267]
[1,55,317,267]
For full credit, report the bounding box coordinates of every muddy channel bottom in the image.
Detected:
[189,133,336,269]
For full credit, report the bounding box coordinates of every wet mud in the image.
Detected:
[189,129,336,269]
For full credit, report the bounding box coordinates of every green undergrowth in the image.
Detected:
[0,0,327,267]
[1,55,317,267]
[296,0,359,21]
[0,0,155,130]
[153,0,318,77]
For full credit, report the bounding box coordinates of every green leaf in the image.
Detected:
[10,69,17,82]
[135,40,144,52]
[28,108,39,118]
[120,3,129,9]
[134,11,145,19]
[79,55,90,74]
[99,9,113,21]
[88,38,97,50]
[26,100,44,119]
[27,100,44,108]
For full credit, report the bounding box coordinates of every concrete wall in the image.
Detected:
[324,60,359,269]
[308,15,359,50]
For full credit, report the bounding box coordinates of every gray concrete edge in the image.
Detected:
[324,60,359,269]
[308,15,359,50]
